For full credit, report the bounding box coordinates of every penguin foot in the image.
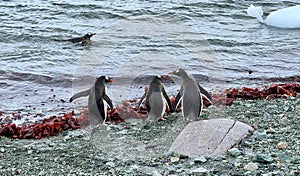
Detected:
[159,117,167,121]
[142,124,151,130]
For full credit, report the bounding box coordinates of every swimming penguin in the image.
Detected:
[59,33,96,45]
[169,69,213,122]
[137,75,173,127]
[69,76,114,126]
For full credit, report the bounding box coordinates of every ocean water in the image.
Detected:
[0,0,299,117]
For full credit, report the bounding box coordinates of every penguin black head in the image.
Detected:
[152,75,169,83]
[169,68,187,77]
[96,76,114,84]
[154,75,168,79]
[83,33,96,40]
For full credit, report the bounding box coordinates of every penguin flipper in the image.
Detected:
[173,91,182,111]
[103,94,114,109]
[197,91,204,117]
[96,98,106,123]
[137,92,147,110]
[69,89,90,102]
[197,83,213,103]
[162,88,173,112]
[145,97,151,113]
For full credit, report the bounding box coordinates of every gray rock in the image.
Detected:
[169,118,254,157]
[256,154,273,164]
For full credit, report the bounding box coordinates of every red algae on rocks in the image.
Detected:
[224,83,300,105]
[0,112,80,139]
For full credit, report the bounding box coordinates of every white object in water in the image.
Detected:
[247,4,300,29]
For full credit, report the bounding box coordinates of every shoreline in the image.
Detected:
[0,95,299,175]
[0,83,299,139]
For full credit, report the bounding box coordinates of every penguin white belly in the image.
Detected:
[161,93,167,117]
[103,100,108,123]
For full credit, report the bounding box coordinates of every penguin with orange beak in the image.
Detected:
[169,69,213,122]
[137,75,173,127]
[70,76,114,126]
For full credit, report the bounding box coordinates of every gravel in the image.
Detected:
[0,95,299,175]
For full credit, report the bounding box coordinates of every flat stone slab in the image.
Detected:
[169,118,254,157]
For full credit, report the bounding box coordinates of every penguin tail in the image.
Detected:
[247,4,264,23]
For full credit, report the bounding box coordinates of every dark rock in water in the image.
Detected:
[169,118,254,157]
[256,154,274,164]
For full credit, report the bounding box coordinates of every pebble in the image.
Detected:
[252,131,267,140]
[194,156,207,163]
[0,148,5,153]
[116,130,127,135]
[152,170,162,176]
[276,142,288,150]
[106,161,115,167]
[292,156,300,164]
[228,148,241,157]
[256,154,273,164]
[170,157,180,163]
[267,104,278,109]
[283,106,290,111]
[276,153,290,162]
[191,167,209,174]
[245,103,252,108]
[263,112,271,119]
[213,155,225,161]
[38,170,46,176]
[244,162,258,171]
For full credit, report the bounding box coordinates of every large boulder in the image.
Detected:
[169,118,254,157]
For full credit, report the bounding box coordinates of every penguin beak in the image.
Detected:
[161,75,169,79]
[168,71,175,75]
[144,86,148,92]
[108,78,114,83]
[91,33,96,36]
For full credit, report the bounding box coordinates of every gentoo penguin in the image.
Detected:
[60,33,96,45]
[137,75,173,127]
[70,76,113,126]
[169,69,213,122]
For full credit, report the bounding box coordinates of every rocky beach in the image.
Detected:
[1,95,299,175]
